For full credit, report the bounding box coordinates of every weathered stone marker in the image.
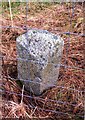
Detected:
[16,29,64,95]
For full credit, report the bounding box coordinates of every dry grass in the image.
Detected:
[1,2,84,120]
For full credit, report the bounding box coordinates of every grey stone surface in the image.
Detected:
[16,29,64,95]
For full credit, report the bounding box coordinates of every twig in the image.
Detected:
[8,0,13,27]
[21,85,24,104]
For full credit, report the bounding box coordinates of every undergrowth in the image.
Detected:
[1,2,84,120]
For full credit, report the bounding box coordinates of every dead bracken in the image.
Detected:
[1,2,84,120]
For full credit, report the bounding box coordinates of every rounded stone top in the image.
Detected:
[16,28,64,69]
